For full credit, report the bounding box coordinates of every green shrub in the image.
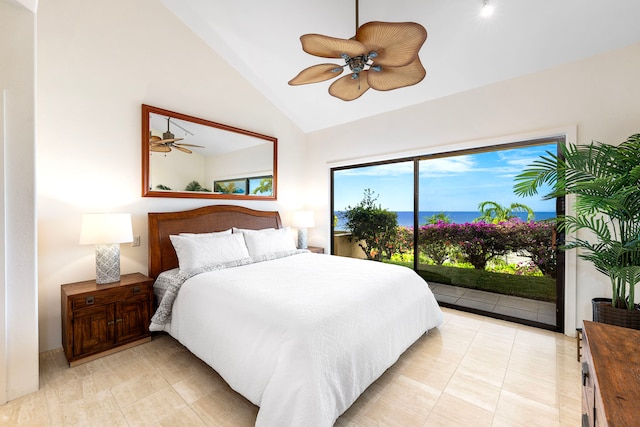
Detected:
[341,189,398,261]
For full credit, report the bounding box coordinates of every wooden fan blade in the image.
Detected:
[356,21,427,67]
[159,137,184,143]
[328,71,370,101]
[150,145,171,153]
[289,63,344,85]
[175,146,192,154]
[300,34,366,59]
[150,135,162,143]
[175,143,205,148]
[367,56,426,91]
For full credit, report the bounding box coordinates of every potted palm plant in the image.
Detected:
[514,133,640,329]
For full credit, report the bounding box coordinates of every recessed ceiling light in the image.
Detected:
[481,0,495,17]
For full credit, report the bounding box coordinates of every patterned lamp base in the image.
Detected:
[298,228,308,249]
[95,243,121,284]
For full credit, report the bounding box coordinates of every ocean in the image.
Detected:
[335,211,556,229]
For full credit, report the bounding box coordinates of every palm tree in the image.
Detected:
[214,182,242,194]
[514,134,640,310]
[252,177,273,195]
[423,212,452,225]
[184,181,211,192]
[475,201,535,224]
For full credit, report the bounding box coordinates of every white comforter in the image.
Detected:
[159,252,442,426]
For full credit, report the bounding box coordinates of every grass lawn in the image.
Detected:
[387,261,556,302]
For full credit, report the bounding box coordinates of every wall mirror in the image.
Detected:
[142,104,277,200]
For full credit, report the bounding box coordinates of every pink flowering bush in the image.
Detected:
[506,220,557,278]
[449,221,510,270]
[417,220,455,265]
[417,219,557,277]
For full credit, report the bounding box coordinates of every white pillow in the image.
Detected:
[232,227,275,234]
[180,229,232,237]
[169,233,249,270]
[242,227,297,257]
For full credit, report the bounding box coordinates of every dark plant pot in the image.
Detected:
[592,297,640,330]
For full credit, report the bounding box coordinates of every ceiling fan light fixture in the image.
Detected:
[289,2,427,101]
[150,145,171,153]
[149,118,204,154]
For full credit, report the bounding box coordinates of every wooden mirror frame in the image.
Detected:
[142,104,277,200]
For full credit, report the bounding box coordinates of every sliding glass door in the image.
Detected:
[416,142,561,329]
[331,137,565,331]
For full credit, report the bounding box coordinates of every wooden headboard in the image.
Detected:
[148,205,283,279]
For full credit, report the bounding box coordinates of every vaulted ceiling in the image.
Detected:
[160,0,640,133]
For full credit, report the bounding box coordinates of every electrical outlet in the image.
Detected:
[132,235,141,247]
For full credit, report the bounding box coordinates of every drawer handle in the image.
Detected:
[582,362,589,386]
[107,320,115,325]
[116,318,123,323]
[85,296,94,305]
[133,286,141,295]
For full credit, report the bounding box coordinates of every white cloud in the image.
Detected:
[497,148,552,169]
[419,155,477,177]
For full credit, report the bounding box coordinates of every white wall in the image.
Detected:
[36,0,307,352]
[305,42,640,334]
[0,0,39,402]
[208,143,273,181]
[150,149,206,191]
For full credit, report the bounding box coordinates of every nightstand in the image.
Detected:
[307,246,325,254]
[61,272,153,367]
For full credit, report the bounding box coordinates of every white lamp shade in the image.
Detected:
[292,210,315,229]
[79,213,133,244]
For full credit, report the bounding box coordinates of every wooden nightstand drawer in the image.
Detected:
[70,289,121,310]
[70,282,151,310]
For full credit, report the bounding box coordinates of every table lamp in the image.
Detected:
[80,213,133,284]
[292,210,315,249]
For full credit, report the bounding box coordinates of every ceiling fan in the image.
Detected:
[149,118,204,154]
[288,0,427,101]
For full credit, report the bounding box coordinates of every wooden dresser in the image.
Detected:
[61,273,153,366]
[581,320,640,426]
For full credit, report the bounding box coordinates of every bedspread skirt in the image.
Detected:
[160,252,443,427]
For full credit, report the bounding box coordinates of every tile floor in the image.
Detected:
[0,308,581,426]
[430,283,557,325]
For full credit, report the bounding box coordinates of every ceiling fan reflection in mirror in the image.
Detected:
[288,0,427,101]
[149,118,204,154]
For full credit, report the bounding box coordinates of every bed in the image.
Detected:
[147,205,443,427]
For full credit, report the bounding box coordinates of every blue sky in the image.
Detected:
[334,143,556,213]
